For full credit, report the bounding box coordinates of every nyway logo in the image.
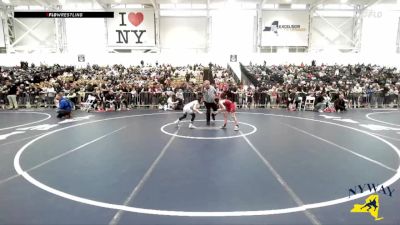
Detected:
[348,183,395,221]
[348,183,394,198]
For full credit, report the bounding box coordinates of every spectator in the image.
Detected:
[104,90,116,110]
[334,94,346,112]
[115,90,128,111]
[46,84,56,108]
[6,80,18,110]
[55,93,72,118]
[167,93,179,110]
[175,89,184,110]
[158,92,168,110]
[67,89,77,110]
[269,85,278,108]
[351,83,362,108]
[246,87,253,109]
[314,92,330,112]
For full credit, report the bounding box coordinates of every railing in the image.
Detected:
[0,90,398,110]
[227,64,240,84]
[239,63,260,87]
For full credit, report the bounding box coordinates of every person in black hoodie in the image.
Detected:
[6,80,19,109]
[314,92,327,112]
[104,89,116,110]
[334,94,346,112]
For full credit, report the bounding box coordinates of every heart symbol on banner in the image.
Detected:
[128,12,144,27]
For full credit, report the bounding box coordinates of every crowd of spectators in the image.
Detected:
[243,61,400,111]
[1,60,399,113]
[0,62,234,111]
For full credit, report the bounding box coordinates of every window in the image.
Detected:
[288,46,308,53]
[291,4,307,9]
[261,46,278,53]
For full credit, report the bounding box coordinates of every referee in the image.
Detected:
[203,80,218,125]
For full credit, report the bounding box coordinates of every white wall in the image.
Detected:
[311,16,353,50]
[160,16,207,52]
[66,18,106,54]
[13,18,56,51]
[0,52,398,68]
[210,9,255,54]
[361,9,400,54]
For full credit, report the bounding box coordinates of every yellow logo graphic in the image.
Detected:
[351,194,383,221]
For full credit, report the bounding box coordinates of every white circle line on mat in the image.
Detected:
[13,112,400,217]
[366,111,400,127]
[160,119,257,140]
[0,112,51,131]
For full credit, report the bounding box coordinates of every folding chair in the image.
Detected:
[304,96,315,111]
[81,95,96,112]
[297,96,303,111]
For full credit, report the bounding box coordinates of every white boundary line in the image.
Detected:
[241,131,321,225]
[369,132,400,142]
[191,127,221,130]
[108,131,177,225]
[0,133,48,147]
[284,123,396,172]
[372,109,398,111]
[0,131,26,140]
[160,120,257,140]
[25,127,126,174]
[0,112,51,131]
[12,112,400,217]
[0,127,125,186]
[366,111,400,127]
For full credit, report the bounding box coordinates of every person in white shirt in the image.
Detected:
[175,97,204,129]
[46,85,56,108]
[352,83,363,108]
[334,69,339,76]
[203,80,218,125]
[167,93,179,110]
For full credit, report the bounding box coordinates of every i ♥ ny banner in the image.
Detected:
[107,9,155,47]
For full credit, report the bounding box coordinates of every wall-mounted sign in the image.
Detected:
[107,9,155,47]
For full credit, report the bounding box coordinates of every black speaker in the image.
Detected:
[20,61,28,70]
